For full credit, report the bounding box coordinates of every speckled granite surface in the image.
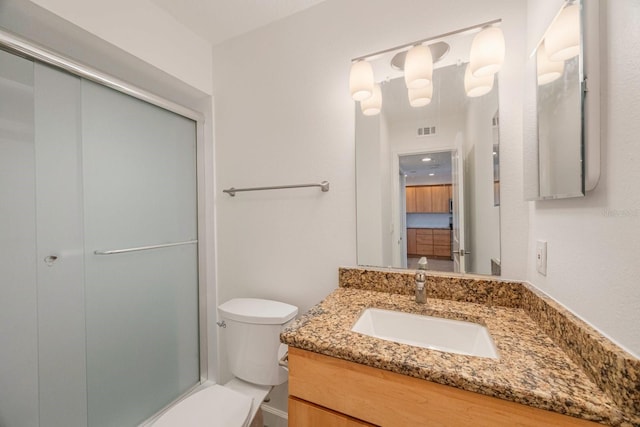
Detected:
[281,267,640,426]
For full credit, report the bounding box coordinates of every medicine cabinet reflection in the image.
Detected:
[524,0,601,200]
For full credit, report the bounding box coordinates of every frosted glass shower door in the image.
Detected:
[0,46,38,427]
[81,80,199,426]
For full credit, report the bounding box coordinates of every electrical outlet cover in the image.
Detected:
[536,240,547,276]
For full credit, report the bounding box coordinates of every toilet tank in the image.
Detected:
[218,298,298,386]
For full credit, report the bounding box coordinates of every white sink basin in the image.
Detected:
[351,308,499,359]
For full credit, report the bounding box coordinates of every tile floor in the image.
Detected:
[407,257,454,272]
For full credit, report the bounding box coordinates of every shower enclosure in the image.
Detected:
[0,45,201,426]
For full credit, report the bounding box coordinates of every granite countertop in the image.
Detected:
[281,287,633,426]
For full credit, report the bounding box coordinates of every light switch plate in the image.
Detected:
[536,240,547,276]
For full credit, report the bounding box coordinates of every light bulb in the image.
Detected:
[537,41,565,85]
[349,60,374,101]
[464,63,494,97]
[361,84,382,116]
[408,82,433,107]
[545,4,580,62]
[404,44,433,89]
[469,27,505,77]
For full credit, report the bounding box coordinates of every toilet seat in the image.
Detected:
[152,385,252,427]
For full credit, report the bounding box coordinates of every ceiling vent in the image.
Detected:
[417,126,436,137]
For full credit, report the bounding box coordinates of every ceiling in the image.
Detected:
[149,0,327,46]
[400,151,453,183]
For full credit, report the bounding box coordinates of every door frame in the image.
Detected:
[390,144,457,269]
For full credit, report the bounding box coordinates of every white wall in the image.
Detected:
[28,0,213,94]
[465,87,501,275]
[355,111,385,266]
[389,114,463,156]
[379,116,393,266]
[212,0,529,375]
[526,0,640,357]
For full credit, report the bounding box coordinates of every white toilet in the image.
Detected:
[152,298,298,427]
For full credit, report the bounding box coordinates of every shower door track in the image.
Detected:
[0,29,203,122]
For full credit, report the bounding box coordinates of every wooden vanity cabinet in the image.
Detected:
[289,397,374,426]
[287,347,601,427]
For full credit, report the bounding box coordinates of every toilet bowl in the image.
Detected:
[152,298,298,427]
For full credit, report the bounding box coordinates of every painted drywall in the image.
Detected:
[212,0,529,380]
[28,0,213,94]
[526,0,565,54]
[356,109,386,266]
[464,87,501,275]
[526,0,640,357]
[379,115,393,266]
[407,214,451,229]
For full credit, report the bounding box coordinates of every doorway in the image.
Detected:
[399,150,457,273]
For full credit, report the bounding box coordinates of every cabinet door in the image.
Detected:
[433,230,452,258]
[431,185,451,213]
[415,186,433,212]
[405,186,417,213]
[433,230,450,245]
[289,397,374,427]
[434,245,452,257]
[416,229,434,256]
[407,229,417,255]
[288,348,603,427]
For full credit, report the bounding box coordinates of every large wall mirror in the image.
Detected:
[354,22,502,276]
[524,0,601,200]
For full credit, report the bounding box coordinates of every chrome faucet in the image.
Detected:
[414,257,428,304]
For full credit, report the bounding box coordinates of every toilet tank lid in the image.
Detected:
[218,298,298,325]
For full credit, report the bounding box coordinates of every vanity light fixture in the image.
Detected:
[545,3,580,62]
[349,60,375,101]
[361,84,382,116]
[469,27,505,77]
[408,82,433,107]
[537,41,565,85]
[350,19,503,112]
[404,44,433,89]
[464,63,494,97]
